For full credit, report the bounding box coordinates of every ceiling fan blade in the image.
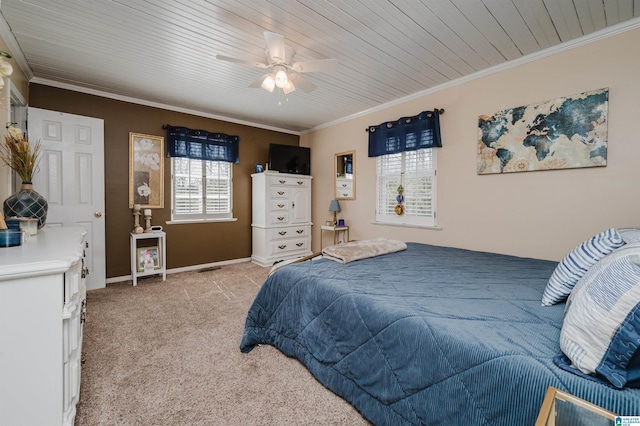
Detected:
[292,58,337,73]
[288,74,316,93]
[264,31,286,63]
[284,45,294,64]
[216,54,268,69]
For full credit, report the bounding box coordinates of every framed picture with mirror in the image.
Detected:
[335,150,355,200]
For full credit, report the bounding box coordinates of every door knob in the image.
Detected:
[94,211,103,218]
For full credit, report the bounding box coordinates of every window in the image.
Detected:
[172,157,232,221]
[376,148,436,227]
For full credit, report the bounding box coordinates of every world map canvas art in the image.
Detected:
[477,88,608,175]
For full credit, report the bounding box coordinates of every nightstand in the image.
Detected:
[320,225,349,250]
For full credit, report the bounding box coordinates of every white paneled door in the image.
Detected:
[28,107,106,290]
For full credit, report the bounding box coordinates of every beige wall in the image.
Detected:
[303,27,640,261]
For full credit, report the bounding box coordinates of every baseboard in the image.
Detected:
[105,257,253,284]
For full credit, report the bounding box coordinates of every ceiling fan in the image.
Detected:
[216,31,337,94]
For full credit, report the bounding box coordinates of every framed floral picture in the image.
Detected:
[137,246,160,272]
[129,133,164,208]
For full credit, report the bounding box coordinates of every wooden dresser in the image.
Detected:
[0,227,88,426]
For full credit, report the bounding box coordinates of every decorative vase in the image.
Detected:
[3,182,48,229]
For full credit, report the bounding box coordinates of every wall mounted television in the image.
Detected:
[268,143,311,175]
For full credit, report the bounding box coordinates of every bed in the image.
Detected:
[240,241,640,425]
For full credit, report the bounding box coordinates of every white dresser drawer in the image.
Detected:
[269,176,310,187]
[269,212,289,225]
[270,187,289,198]
[62,302,81,363]
[269,199,289,211]
[270,238,309,254]
[63,357,80,415]
[267,226,309,241]
[64,261,82,304]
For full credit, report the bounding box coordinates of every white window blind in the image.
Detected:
[172,157,232,221]
[376,148,436,227]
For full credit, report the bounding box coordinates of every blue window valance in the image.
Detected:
[367,109,442,157]
[165,125,240,163]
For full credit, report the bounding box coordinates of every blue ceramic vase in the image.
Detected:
[3,182,48,229]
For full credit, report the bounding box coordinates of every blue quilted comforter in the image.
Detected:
[240,243,640,425]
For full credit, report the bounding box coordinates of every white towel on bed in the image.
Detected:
[322,238,407,264]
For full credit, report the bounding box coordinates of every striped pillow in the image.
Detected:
[541,228,624,306]
[558,242,640,388]
[618,227,640,244]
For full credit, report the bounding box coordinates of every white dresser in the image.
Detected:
[251,172,312,266]
[0,227,87,426]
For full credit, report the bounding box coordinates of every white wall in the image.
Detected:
[303,27,640,261]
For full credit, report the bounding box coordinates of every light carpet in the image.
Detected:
[75,262,369,425]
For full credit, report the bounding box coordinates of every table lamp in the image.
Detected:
[329,199,340,226]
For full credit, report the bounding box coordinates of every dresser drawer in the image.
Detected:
[267,226,309,241]
[270,187,289,198]
[63,260,82,304]
[62,302,81,363]
[269,176,310,188]
[269,212,289,225]
[269,199,289,211]
[270,237,309,254]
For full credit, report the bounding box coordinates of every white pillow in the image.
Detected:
[559,242,640,388]
[541,228,624,306]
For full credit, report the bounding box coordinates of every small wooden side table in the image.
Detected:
[130,231,166,286]
[320,225,349,250]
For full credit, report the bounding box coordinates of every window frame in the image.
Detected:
[170,157,234,223]
[375,148,437,228]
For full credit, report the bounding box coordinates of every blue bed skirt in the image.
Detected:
[241,243,640,425]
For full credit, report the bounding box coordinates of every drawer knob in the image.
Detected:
[297,181,303,185]
[277,216,285,221]
[296,242,303,247]
[296,229,303,234]
[278,204,285,208]
[278,231,287,235]
[342,184,347,187]
[277,191,284,195]
[279,179,286,184]
[278,244,287,250]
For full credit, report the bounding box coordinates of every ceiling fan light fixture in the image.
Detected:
[274,69,288,88]
[261,75,276,92]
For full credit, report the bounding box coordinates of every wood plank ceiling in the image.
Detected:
[1,1,638,133]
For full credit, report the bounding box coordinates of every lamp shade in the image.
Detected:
[261,75,276,92]
[274,69,288,88]
[328,199,341,213]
